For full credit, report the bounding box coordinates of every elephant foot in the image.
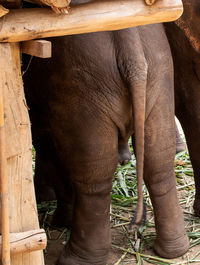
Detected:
[193,198,200,217]
[56,246,107,265]
[154,234,189,258]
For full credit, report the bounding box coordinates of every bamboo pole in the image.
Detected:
[0,56,10,265]
[0,0,183,43]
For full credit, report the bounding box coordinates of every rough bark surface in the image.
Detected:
[0,42,45,265]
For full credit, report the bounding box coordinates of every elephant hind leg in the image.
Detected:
[144,91,189,258]
[56,126,119,265]
[58,162,117,265]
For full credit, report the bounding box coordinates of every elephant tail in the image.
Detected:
[129,66,147,228]
[114,28,147,227]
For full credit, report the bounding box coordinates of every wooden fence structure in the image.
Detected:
[0,0,183,264]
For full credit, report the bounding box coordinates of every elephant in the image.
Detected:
[23,19,189,265]
[175,121,186,153]
[164,0,200,217]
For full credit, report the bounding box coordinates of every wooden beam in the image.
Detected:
[0,229,47,255]
[0,0,183,43]
[21,40,52,58]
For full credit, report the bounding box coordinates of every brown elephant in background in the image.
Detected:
[23,19,189,265]
[165,0,200,217]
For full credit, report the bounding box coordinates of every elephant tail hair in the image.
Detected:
[130,200,146,228]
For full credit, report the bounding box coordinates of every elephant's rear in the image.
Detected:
[23,24,189,264]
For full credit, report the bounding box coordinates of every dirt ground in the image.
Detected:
[43,199,200,265]
[41,134,200,265]
[44,224,200,265]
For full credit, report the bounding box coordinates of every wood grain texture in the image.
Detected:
[0,42,45,265]
[21,40,52,58]
[0,43,10,265]
[0,0,183,42]
[0,229,47,255]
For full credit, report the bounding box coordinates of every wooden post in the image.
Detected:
[0,45,10,265]
[0,42,45,265]
[0,0,183,43]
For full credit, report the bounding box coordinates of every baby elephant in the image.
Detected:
[23,23,189,264]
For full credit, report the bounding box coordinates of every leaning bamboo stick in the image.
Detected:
[0,63,10,265]
[0,0,183,43]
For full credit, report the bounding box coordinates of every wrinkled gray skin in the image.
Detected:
[23,23,189,264]
[165,0,200,217]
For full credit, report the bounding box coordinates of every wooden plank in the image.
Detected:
[0,42,45,265]
[0,0,183,43]
[0,229,47,255]
[21,40,52,58]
